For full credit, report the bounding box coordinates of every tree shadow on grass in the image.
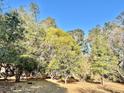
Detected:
[0,80,67,93]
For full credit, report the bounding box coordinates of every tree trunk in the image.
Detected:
[80,78,85,82]
[81,74,86,82]
[15,66,22,82]
[4,74,7,80]
[15,74,20,82]
[65,76,68,85]
[50,72,54,80]
[50,75,54,80]
[101,75,104,85]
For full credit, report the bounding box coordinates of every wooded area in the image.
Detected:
[0,0,124,87]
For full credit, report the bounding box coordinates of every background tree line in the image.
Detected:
[0,1,124,84]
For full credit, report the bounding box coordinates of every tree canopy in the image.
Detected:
[0,1,124,84]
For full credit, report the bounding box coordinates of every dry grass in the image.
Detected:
[47,79,124,93]
[0,78,123,93]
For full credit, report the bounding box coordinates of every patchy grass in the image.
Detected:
[0,80,67,93]
[0,79,124,93]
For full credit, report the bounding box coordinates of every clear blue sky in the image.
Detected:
[4,0,124,34]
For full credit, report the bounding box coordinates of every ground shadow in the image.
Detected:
[0,80,67,93]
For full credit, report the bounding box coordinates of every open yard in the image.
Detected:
[0,79,124,93]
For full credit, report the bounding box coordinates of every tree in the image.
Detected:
[68,29,89,54]
[47,58,59,79]
[73,55,91,81]
[17,8,47,78]
[40,17,57,29]
[30,2,39,22]
[68,29,84,46]
[108,24,124,81]
[89,27,118,85]
[19,54,37,77]
[0,10,25,81]
[115,11,124,26]
[45,27,81,84]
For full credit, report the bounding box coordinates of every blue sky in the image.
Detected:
[4,0,124,34]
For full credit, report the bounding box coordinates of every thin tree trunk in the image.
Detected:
[15,74,20,82]
[50,72,53,80]
[101,75,104,85]
[4,74,7,80]
[15,70,21,82]
[15,66,22,82]
[81,74,86,82]
[65,76,68,85]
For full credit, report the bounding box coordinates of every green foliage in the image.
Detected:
[48,58,59,70]
[73,55,91,81]
[68,29,89,54]
[19,54,37,72]
[0,10,25,64]
[89,27,118,82]
[1,1,124,83]
[45,28,81,79]
[68,29,84,46]
[41,17,57,28]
